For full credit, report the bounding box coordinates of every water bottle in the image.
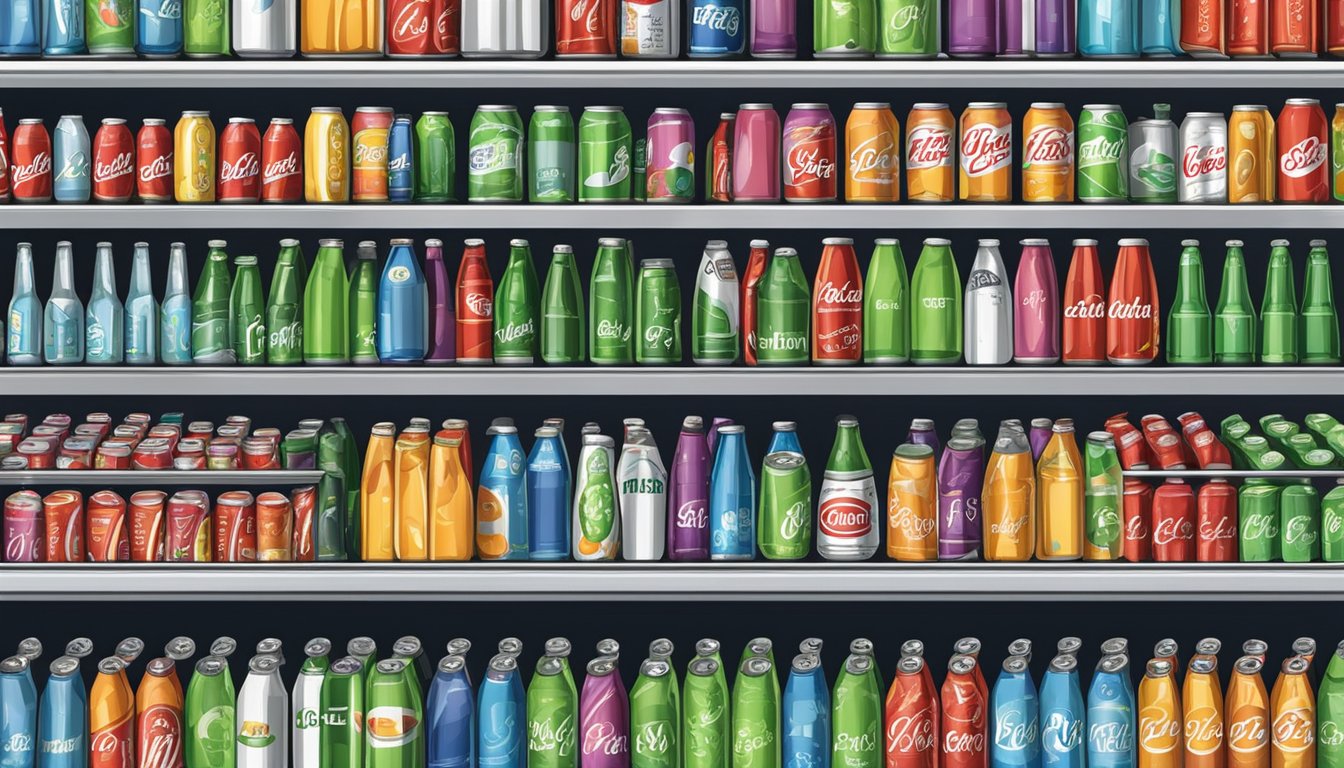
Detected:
[8,244,42,365]
[161,242,193,365]
[44,242,85,364]
[86,242,125,365]
[124,242,159,365]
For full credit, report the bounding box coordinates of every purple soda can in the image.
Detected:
[731,104,781,202]
[948,0,998,55]
[669,416,711,560]
[580,656,630,768]
[1034,0,1075,54]
[750,0,796,56]
[3,490,43,562]
[425,238,456,364]
[708,417,734,460]
[1029,417,1053,460]
[999,0,1028,55]
[1013,238,1060,364]
[937,437,985,559]
[906,418,940,462]
[646,108,696,203]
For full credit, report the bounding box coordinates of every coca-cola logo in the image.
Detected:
[263,151,299,182]
[94,151,133,183]
[392,0,430,43]
[1227,713,1267,752]
[960,123,1011,176]
[886,706,936,754]
[13,151,52,185]
[819,496,871,537]
[1185,707,1224,754]
[1124,512,1149,541]
[1271,709,1314,752]
[1064,295,1105,319]
[139,152,172,183]
[1138,709,1181,753]
[219,152,260,183]
[1198,515,1236,542]
[1279,136,1326,178]
[466,292,493,318]
[785,126,835,187]
[907,125,951,169]
[816,280,862,307]
[1153,515,1193,545]
[1108,296,1153,320]
[849,132,895,179]
[1023,126,1072,165]
[139,705,182,768]
[1182,144,1227,179]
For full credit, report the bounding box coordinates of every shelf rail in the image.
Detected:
[0,470,324,486]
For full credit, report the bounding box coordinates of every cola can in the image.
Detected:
[11,119,53,203]
[1152,479,1195,562]
[1277,98,1329,202]
[817,468,880,560]
[218,117,262,203]
[1122,479,1152,561]
[782,103,838,202]
[86,491,129,562]
[42,491,84,563]
[92,118,135,203]
[214,490,257,562]
[387,0,458,56]
[4,491,44,562]
[959,102,1012,202]
[1178,112,1229,203]
[1196,479,1237,562]
[1271,0,1319,54]
[556,0,617,55]
[291,485,316,561]
[129,490,167,562]
[165,490,211,562]
[135,119,173,203]
[261,118,303,203]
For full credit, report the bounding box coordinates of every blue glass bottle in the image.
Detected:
[377,238,429,363]
[161,242,193,365]
[991,656,1041,768]
[51,116,90,204]
[86,242,125,364]
[710,424,756,560]
[8,243,42,365]
[44,242,84,365]
[477,654,525,768]
[527,426,570,560]
[784,653,830,768]
[0,655,38,768]
[1039,656,1085,768]
[36,656,85,768]
[1078,0,1139,56]
[427,655,475,768]
[0,0,42,54]
[1086,655,1135,768]
[389,115,414,203]
[135,0,183,56]
[42,0,84,54]
[481,424,528,560]
[124,242,159,365]
[768,420,803,454]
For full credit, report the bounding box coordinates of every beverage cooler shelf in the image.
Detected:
[0,470,325,486]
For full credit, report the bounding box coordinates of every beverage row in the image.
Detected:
[4,99,1344,206]
[0,631,1339,768]
[7,234,1337,367]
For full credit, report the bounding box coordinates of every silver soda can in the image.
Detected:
[232,0,296,56]
[964,238,1012,365]
[460,0,549,57]
[1178,111,1228,203]
[1127,104,1179,203]
[618,426,668,560]
[620,0,680,56]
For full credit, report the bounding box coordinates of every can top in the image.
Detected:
[1118,238,1149,247]
[978,239,1000,246]
[101,117,126,125]
[1100,637,1127,655]
[375,658,407,675]
[792,654,820,673]
[390,238,413,246]
[1286,98,1321,105]
[853,102,891,110]
[749,239,770,249]
[1184,111,1225,118]
[393,636,422,658]
[1019,238,1049,246]
[297,638,328,658]
[689,657,719,677]
[1029,102,1066,109]
[545,637,572,657]
[498,637,523,655]
[1190,656,1216,675]
[0,656,26,674]
[249,654,280,674]
[64,638,93,658]
[773,247,798,257]
[1284,656,1309,675]
[738,103,774,110]
[329,656,363,676]
[1242,638,1267,656]
[1086,430,1115,444]
[1195,637,1222,655]
[747,637,773,656]
[1003,656,1029,674]
[1007,638,1032,656]
[798,640,823,659]
[894,442,934,460]
[1234,655,1263,675]
[228,117,255,124]
[966,101,1007,109]
[114,637,143,661]
[790,103,830,110]
[718,425,745,435]
[145,657,175,677]
[348,636,376,656]
[533,105,570,112]
[1146,659,1172,677]
[1232,104,1268,112]
[909,418,935,431]
[896,655,924,675]
[954,637,980,655]
[948,655,976,675]
[641,258,674,269]
[823,237,854,246]
[598,237,627,247]
[1098,654,1128,674]
[640,659,670,678]
[653,107,691,116]
[719,113,737,120]
[873,238,899,246]
[142,118,166,125]
[1057,636,1082,654]
[270,118,293,125]
[438,655,466,674]
[583,105,624,113]
[845,654,871,675]
[1081,103,1122,111]
[534,426,560,438]
[165,636,196,661]
[194,656,226,676]
[581,433,614,447]
[649,638,674,658]
[946,436,984,452]
[1072,239,1098,246]
[489,425,518,435]
[586,656,617,676]
[49,656,80,677]
[180,110,209,117]
[695,637,719,656]
[765,451,807,472]
[923,237,951,246]
[1293,637,1316,655]
[740,657,773,677]
[311,106,343,113]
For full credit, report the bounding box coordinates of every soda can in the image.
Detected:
[1062,239,1106,365]
[732,104,781,201]
[1281,484,1321,562]
[1127,104,1178,203]
[387,114,414,202]
[1077,104,1128,202]
[232,0,295,55]
[10,120,52,203]
[618,427,667,560]
[576,106,632,201]
[635,258,682,364]
[845,102,899,202]
[937,436,984,560]
[1271,0,1318,54]
[184,0,230,55]
[964,238,1011,366]
[877,0,937,55]
[86,491,128,562]
[1151,479,1195,562]
[385,0,451,56]
[590,237,634,364]
[948,0,995,54]
[92,119,135,203]
[133,118,172,203]
[469,105,525,202]
[623,0,680,55]
[52,115,91,204]
[137,0,184,55]
[1078,0,1138,55]
[812,237,863,364]
[1277,98,1329,203]
[781,103,837,202]
[887,443,936,560]
[260,118,302,203]
[461,0,547,55]
[213,490,257,561]
[1229,105,1275,203]
[164,490,210,562]
[530,106,575,203]
[1178,112,1229,203]
[644,108,695,202]
[39,490,81,562]
[958,102,1011,202]
[291,485,315,560]
[127,490,166,562]
[692,240,740,365]
[1107,238,1159,365]
[415,111,456,202]
[1,0,41,53]
[1179,0,1225,54]
[557,0,616,55]
[757,451,811,560]
[1195,479,1236,562]
[352,106,393,203]
[689,0,745,54]
[218,117,261,203]
[749,0,794,55]
[1021,102,1074,203]
[43,0,85,54]
[706,113,734,202]
[304,106,350,203]
[174,110,215,203]
[905,105,954,203]
[255,492,293,561]
[86,0,133,53]
[4,490,43,562]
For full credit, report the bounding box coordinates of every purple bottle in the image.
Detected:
[750,0,797,57]
[2,490,43,562]
[669,417,711,560]
[1029,417,1053,460]
[579,656,630,768]
[707,417,734,460]
[906,418,940,462]
[949,0,999,55]
[937,436,985,560]
[1013,239,1060,365]
[425,238,455,364]
[1034,0,1075,54]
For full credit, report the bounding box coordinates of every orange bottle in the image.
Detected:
[1036,419,1084,561]
[982,425,1035,561]
[846,103,901,203]
[393,426,431,561]
[1269,657,1315,768]
[1226,656,1270,768]
[1184,656,1227,768]
[90,658,135,768]
[136,657,184,768]
[887,443,937,561]
[1139,659,1184,768]
[429,429,474,561]
[361,422,396,561]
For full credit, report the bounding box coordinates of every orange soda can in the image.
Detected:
[905,103,955,202]
[135,657,183,768]
[89,656,136,768]
[361,422,397,561]
[394,426,431,561]
[87,490,129,562]
[1021,102,1075,203]
[304,107,351,203]
[958,102,1012,203]
[1184,656,1227,768]
[1036,419,1084,561]
[1229,105,1276,203]
[1226,655,1270,768]
[1334,106,1344,201]
[43,490,84,562]
[1139,659,1184,768]
[1269,657,1315,768]
[429,430,474,561]
[255,492,294,561]
[213,490,257,562]
[1180,0,1227,55]
[129,490,166,562]
[173,110,215,203]
[351,106,393,203]
[846,102,901,203]
[886,443,937,561]
[982,425,1035,561]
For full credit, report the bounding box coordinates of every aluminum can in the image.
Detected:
[236,655,287,766]
[992,656,1041,768]
[52,115,91,204]
[645,107,695,201]
[184,0,231,55]
[137,0,184,55]
[86,0,133,52]
[352,106,393,202]
[460,0,547,55]
[758,451,811,560]
[1062,239,1106,364]
[1152,479,1195,561]
[92,119,135,203]
[845,102,899,202]
[1271,0,1318,53]
[218,117,261,203]
[578,106,632,201]
[1036,0,1076,53]
[1229,0,1268,53]
[623,0,680,55]
[165,490,210,561]
[41,490,82,562]
[1179,112,1229,203]
[906,103,954,202]
[468,105,524,202]
[732,104,780,201]
[87,490,129,561]
[4,491,43,561]
[387,0,459,54]
[175,110,215,203]
[300,0,380,53]
[1021,102,1074,203]
[948,0,995,53]
[750,0,793,55]
[128,490,165,561]
[782,103,837,202]
[964,238,1011,366]
[11,120,52,203]
[1077,104,1129,202]
[1229,105,1275,203]
[1013,238,1058,364]
[618,427,667,560]
[1180,0,1225,53]
[304,106,350,203]
[943,656,987,768]
[878,0,937,55]
[1078,0,1138,55]
[635,258,681,363]
[1,0,41,53]
[692,240,739,364]
[136,119,173,203]
[232,0,295,55]
[260,118,302,203]
[43,0,85,54]
[690,0,745,53]
[938,436,984,559]
[557,0,616,54]
[214,490,256,561]
[1128,104,1178,202]
[814,0,875,54]
[1107,238,1159,364]
[1122,478,1152,561]
[958,102,1011,202]
[386,114,414,201]
[529,106,575,203]
[887,442,936,561]
[1196,479,1236,561]
[1277,98,1329,202]
[813,237,863,364]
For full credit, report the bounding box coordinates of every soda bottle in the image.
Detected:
[579,657,628,767]
[885,655,938,768]
[991,655,1039,768]
[1324,481,1344,562]
[631,660,680,768]
[542,245,586,364]
[366,659,424,768]
[1039,656,1085,768]
[315,426,350,561]
[428,427,473,561]
[783,654,828,768]
[393,426,430,561]
[495,239,540,364]
[619,426,668,561]
[457,239,494,364]
[965,238,1012,366]
[230,255,266,365]
[43,243,87,365]
[184,656,234,768]
[290,640,328,768]
[1083,431,1123,561]
[669,417,711,561]
[125,243,158,365]
[733,658,781,768]
[590,237,634,364]
[478,424,528,561]
[90,658,135,768]
[378,238,429,364]
[818,416,879,561]
[757,247,811,365]
[710,425,756,560]
[832,655,880,768]
[573,432,619,561]
[8,244,42,365]
[1137,660,1181,764]
[1302,239,1340,364]
[425,239,455,364]
[305,239,349,365]
[910,237,962,364]
[684,657,730,768]
[863,238,910,364]
[1261,239,1300,364]
[319,657,363,768]
[938,436,985,560]
[1319,646,1344,768]
[1087,655,1133,768]
[427,655,474,768]
[529,657,578,768]
[1062,239,1106,365]
[943,656,986,768]
[1013,238,1060,365]
[887,443,937,561]
[39,656,86,768]
[692,240,740,365]
[349,242,379,365]
[1167,240,1213,364]
[1270,657,1315,767]
[1226,656,1269,768]
[983,422,1035,562]
[813,238,863,364]
[0,656,37,768]
[527,426,569,561]
[190,240,233,364]
[161,243,193,365]
[1183,656,1223,768]
[266,244,303,366]
[1037,419,1084,561]
[361,423,395,561]
[85,242,124,365]
[1213,239,1257,364]
[135,657,181,768]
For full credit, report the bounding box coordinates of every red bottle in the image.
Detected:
[940,655,985,768]
[885,655,939,768]
[11,119,53,203]
[1123,479,1153,562]
[1152,479,1196,562]
[218,117,261,203]
[0,107,10,202]
[92,118,135,204]
[1063,239,1106,364]
[708,114,734,203]
[1196,479,1238,562]
[261,118,303,203]
[136,118,173,203]
[1106,238,1159,365]
[813,237,863,365]
[555,0,616,55]
[1276,98,1329,203]
[740,239,769,366]
[456,238,494,363]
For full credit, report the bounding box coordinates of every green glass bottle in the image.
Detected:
[1302,239,1341,364]
[319,657,364,768]
[541,245,586,364]
[495,239,541,364]
[331,417,361,559]
[831,655,881,768]
[631,659,680,768]
[910,237,962,364]
[265,258,303,366]
[304,238,349,364]
[316,429,349,561]
[755,247,810,365]
[230,255,267,366]
[1213,239,1257,364]
[349,242,379,365]
[863,238,909,364]
[192,240,234,364]
[589,237,634,364]
[1166,239,1212,364]
[1261,239,1300,364]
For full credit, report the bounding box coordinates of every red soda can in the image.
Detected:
[1122,479,1153,562]
[456,238,494,363]
[708,113,733,202]
[1196,479,1238,562]
[291,485,316,561]
[166,490,212,562]
[387,0,456,55]
[214,490,257,562]
[42,490,84,562]
[57,438,95,469]
[555,0,617,56]
[1105,413,1152,469]
[132,438,174,470]
[86,490,129,562]
[1152,479,1196,562]
[260,118,303,203]
[940,655,986,768]
[1277,98,1329,202]
[129,490,167,561]
[1331,0,1344,52]
[1140,415,1187,470]
[1106,238,1160,365]
[1180,0,1226,54]
[11,119,53,203]
[782,103,838,203]
[1229,0,1269,54]
[186,421,214,441]
[741,239,769,366]
[123,412,150,427]
[174,439,207,470]
[92,118,135,203]
[218,117,262,203]
[17,439,55,469]
[1177,412,1233,469]
[136,119,173,203]
[4,490,45,562]
[0,107,10,201]
[256,492,295,561]
[1271,0,1319,54]
[435,0,460,53]
[885,656,939,768]
[241,438,279,470]
[1062,238,1106,365]
[4,413,28,435]
[812,237,863,365]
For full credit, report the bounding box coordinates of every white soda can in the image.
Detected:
[621,0,681,56]
[237,655,288,768]
[291,638,330,768]
[573,433,621,561]
[1178,112,1229,203]
[619,426,668,560]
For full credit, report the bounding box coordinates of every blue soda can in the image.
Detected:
[1038,656,1085,768]
[124,242,159,365]
[52,116,90,204]
[527,426,569,560]
[37,657,85,768]
[477,654,525,768]
[991,656,1041,768]
[8,244,43,365]
[1085,655,1135,768]
[1077,0,1138,56]
[135,0,183,55]
[0,0,41,54]
[388,115,414,203]
[688,0,744,56]
[1139,0,1179,54]
[377,238,429,363]
[427,655,475,768]
[768,420,803,454]
[709,424,755,560]
[160,242,193,365]
[0,656,38,768]
[479,424,529,560]
[43,0,85,53]
[783,654,830,768]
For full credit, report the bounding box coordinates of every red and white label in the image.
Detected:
[960,122,1012,176]
[94,151,133,183]
[1182,143,1227,179]
[1022,125,1073,166]
[907,125,952,169]
[819,491,873,538]
[1279,136,1327,177]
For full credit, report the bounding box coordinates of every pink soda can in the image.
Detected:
[732,103,781,202]
[1013,238,1060,364]
[646,108,696,203]
[4,490,44,562]
[750,0,797,56]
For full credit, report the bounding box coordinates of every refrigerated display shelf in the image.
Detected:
[1123,469,1344,478]
[1,59,1341,89]
[0,563,1339,600]
[0,470,325,486]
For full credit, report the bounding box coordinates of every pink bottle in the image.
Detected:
[1013,238,1060,364]
[731,103,781,202]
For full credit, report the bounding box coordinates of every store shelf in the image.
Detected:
[1124,469,1344,478]
[0,563,1340,600]
[0,59,1340,89]
[0,470,324,486]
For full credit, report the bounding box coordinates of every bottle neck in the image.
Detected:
[13,250,34,294]
[1303,256,1334,306]
[1174,254,1207,307]
[52,250,75,294]
[828,425,871,472]
[166,250,189,295]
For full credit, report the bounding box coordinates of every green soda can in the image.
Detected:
[1323,480,1344,562]
[1083,431,1123,560]
[528,656,578,768]
[757,451,812,560]
[365,659,424,768]
[863,238,909,364]
[683,658,730,768]
[1240,435,1288,473]
[589,238,634,364]
[814,0,876,55]
[692,240,740,365]
[530,106,575,204]
[756,247,810,365]
[910,237,962,364]
[878,0,937,56]
[184,0,230,56]
[86,0,133,54]
[415,112,456,203]
[349,242,379,365]
[1213,239,1257,363]
[632,138,647,203]
[468,105,525,202]
[579,106,633,202]
[831,655,881,768]
[1261,416,1299,453]
[542,245,586,364]
[731,657,780,768]
[305,238,349,364]
[1261,239,1300,364]
[1077,105,1129,202]
[1281,485,1321,562]
[230,255,267,366]
[631,659,680,768]
[495,239,541,364]
[1239,484,1281,561]
[320,657,365,768]
[185,656,235,768]
[635,258,682,365]
[192,240,234,364]
[1302,239,1340,364]
[266,240,304,365]
[1283,433,1322,468]
[1306,413,1342,444]
[1167,240,1212,364]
